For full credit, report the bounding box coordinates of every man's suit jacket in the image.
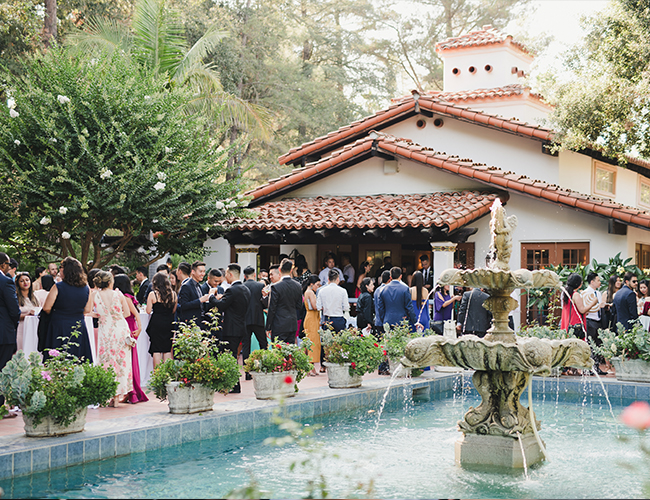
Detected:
[0,271,20,345]
[377,280,416,327]
[177,278,205,326]
[422,266,434,289]
[201,282,223,296]
[136,279,150,305]
[213,281,251,339]
[266,277,302,334]
[243,279,265,327]
[613,285,638,330]
[457,288,491,335]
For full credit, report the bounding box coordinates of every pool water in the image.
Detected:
[3,387,646,499]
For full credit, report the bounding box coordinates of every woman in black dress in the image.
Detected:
[42,257,93,362]
[146,272,177,367]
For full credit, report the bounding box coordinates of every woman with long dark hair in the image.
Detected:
[561,273,595,338]
[302,274,321,376]
[409,271,429,332]
[114,274,148,403]
[356,277,374,331]
[602,275,622,330]
[355,261,372,298]
[146,271,177,367]
[15,272,40,351]
[432,284,461,335]
[42,257,93,361]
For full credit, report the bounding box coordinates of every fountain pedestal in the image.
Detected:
[456,433,544,469]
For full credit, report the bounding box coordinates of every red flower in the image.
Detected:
[351,362,356,368]
[621,401,650,430]
[284,375,293,385]
[382,350,387,356]
[373,343,379,347]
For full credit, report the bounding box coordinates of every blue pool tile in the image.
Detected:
[329,397,340,413]
[161,424,181,448]
[145,427,161,450]
[622,384,637,400]
[50,444,67,469]
[201,417,220,438]
[13,450,31,476]
[32,447,50,472]
[311,398,322,417]
[67,441,84,465]
[320,398,331,415]
[181,421,201,443]
[0,454,12,479]
[115,433,130,456]
[131,430,146,453]
[605,383,621,398]
[636,384,650,401]
[220,414,237,436]
[300,401,314,419]
[84,438,100,461]
[100,435,116,459]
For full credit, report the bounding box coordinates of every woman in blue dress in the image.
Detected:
[409,271,430,332]
[42,257,93,362]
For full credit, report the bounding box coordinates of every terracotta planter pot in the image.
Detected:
[250,370,298,399]
[23,407,87,437]
[611,357,650,383]
[166,382,215,414]
[323,362,362,388]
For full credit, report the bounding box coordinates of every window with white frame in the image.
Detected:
[593,161,616,197]
[640,179,650,207]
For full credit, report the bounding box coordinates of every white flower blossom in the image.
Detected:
[9,109,19,118]
[215,201,225,210]
[14,140,20,146]
[100,169,113,180]
[153,181,166,191]
[49,137,57,143]
[228,200,237,209]
[40,216,51,225]
[221,208,227,214]
[61,231,71,239]
[58,206,68,215]
[35,4,45,18]
[7,98,15,109]
[144,95,151,100]
[156,172,167,181]
[89,58,99,66]
[237,194,243,199]
[617,266,625,275]
[164,147,173,154]
[57,95,70,104]
[152,219,159,223]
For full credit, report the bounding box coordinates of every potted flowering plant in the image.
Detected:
[593,322,650,382]
[0,346,117,437]
[243,340,313,399]
[383,321,429,378]
[148,319,240,413]
[320,327,383,388]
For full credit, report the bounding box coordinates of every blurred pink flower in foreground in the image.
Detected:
[621,401,650,431]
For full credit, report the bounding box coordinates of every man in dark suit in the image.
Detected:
[201,268,224,295]
[420,255,434,292]
[613,272,639,331]
[457,288,491,337]
[135,266,150,305]
[213,264,251,393]
[241,266,266,380]
[266,259,303,343]
[377,267,419,328]
[0,252,20,410]
[177,261,215,329]
[375,256,393,279]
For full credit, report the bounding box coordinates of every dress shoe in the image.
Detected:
[245,373,252,381]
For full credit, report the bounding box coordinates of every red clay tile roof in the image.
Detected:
[222,192,498,233]
[249,131,650,231]
[278,91,553,166]
[426,84,547,105]
[435,25,531,56]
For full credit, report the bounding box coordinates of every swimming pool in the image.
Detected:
[3,385,643,499]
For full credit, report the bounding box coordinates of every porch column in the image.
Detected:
[235,245,260,275]
[430,241,457,286]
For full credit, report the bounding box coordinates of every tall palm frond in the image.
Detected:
[67,17,132,56]
[132,0,185,75]
[174,24,229,83]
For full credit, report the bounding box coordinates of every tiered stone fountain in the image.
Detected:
[401,199,593,469]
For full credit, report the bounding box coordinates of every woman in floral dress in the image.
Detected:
[93,270,133,407]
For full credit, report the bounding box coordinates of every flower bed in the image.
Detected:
[320,328,383,377]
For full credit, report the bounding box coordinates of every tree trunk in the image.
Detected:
[43,0,58,48]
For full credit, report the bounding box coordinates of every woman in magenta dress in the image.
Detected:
[113,274,148,403]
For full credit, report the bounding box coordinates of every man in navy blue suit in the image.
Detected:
[377,267,420,329]
[177,261,217,329]
[0,252,20,410]
[613,272,639,331]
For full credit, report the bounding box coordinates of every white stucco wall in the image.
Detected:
[472,99,550,127]
[203,237,232,270]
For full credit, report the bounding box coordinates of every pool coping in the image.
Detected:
[0,372,647,481]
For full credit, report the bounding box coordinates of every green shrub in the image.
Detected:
[320,327,383,377]
[593,322,650,361]
[243,340,314,387]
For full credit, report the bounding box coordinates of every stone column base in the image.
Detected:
[455,433,545,469]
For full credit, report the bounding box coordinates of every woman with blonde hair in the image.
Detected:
[94,270,133,407]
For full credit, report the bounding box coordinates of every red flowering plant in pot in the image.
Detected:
[243,340,313,398]
[320,327,383,377]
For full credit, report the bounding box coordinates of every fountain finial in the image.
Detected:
[488,198,517,271]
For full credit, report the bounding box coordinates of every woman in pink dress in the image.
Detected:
[113,274,149,403]
[93,271,133,407]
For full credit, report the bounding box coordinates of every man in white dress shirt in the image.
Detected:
[318,254,344,286]
[582,272,607,375]
[317,269,349,333]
